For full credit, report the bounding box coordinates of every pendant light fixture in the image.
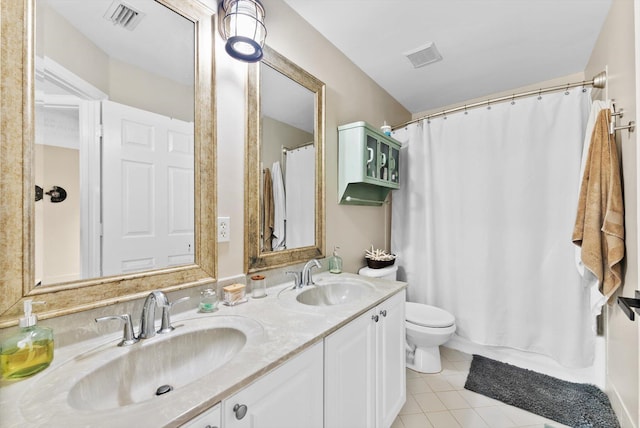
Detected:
[218,0,266,62]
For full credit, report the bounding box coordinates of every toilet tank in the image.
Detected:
[358,265,398,281]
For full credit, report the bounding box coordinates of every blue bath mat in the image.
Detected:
[464,354,619,428]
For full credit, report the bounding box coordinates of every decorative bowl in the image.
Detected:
[366,258,396,269]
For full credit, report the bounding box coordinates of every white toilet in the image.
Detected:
[358,265,456,374]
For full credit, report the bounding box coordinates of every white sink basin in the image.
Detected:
[20,315,264,414]
[279,277,375,309]
[296,282,373,306]
[68,326,245,410]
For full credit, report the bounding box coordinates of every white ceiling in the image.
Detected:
[282,0,612,114]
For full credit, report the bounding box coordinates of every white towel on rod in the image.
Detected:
[575,99,611,318]
[271,161,286,251]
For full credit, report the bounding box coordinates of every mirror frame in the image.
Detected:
[0,0,217,327]
[245,46,326,273]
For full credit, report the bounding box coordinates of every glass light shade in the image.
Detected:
[221,0,266,62]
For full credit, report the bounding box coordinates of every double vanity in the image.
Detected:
[0,272,406,428]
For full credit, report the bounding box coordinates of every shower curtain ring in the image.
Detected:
[537,89,542,100]
[564,84,570,95]
[486,100,491,110]
[464,105,468,115]
[510,95,516,105]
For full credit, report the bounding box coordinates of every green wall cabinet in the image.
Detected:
[338,121,401,206]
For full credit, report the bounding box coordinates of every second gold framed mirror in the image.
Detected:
[245,46,325,272]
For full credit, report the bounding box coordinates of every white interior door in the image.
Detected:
[101,100,194,276]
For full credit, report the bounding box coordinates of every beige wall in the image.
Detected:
[38,2,110,94]
[262,116,313,169]
[108,58,194,122]
[411,71,586,120]
[213,0,411,277]
[586,1,638,427]
[35,145,81,285]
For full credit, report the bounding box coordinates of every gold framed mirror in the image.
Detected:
[0,0,216,327]
[245,46,325,272]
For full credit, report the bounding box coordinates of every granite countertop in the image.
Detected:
[0,272,406,427]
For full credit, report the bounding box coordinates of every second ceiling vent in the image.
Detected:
[404,42,443,69]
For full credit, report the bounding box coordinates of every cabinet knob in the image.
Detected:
[380,310,387,317]
[233,403,248,420]
[372,314,379,322]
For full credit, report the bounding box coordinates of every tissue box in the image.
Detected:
[223,283,247,305]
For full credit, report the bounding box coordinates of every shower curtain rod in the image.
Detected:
[392,71,607,130]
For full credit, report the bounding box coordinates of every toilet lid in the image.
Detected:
[406,302,455,328]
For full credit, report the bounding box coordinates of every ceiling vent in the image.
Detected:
[104,1,145,31]
[404,42,443,69]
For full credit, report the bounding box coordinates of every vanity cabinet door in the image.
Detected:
[325,289,406,428]
[181,403,220,428]
[376,290,406,428]
[324,307,377,428]
[223,341,323,428]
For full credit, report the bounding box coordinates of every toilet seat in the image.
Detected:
[406,302,455,328]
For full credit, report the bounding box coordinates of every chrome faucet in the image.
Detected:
[139,291,169,339]
[301,259,321,287]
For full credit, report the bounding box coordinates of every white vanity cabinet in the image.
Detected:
[222,341,324,428]
[324,290,406,428]
[181,403,221,428]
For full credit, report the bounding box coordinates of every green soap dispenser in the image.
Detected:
[0,300,54,380]
[329,246,343,274]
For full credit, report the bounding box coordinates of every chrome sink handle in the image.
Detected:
[285,271,302,289]
[95,314,139,347]
[158,296,190,334]
[139,291,170,340]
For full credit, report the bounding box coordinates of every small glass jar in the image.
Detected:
[199,288,218,312]
[251,274,267,299]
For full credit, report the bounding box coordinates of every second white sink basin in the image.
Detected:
[277,277,375,310]
[296,281,374,306]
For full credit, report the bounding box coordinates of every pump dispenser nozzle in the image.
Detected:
[19,300,45,328]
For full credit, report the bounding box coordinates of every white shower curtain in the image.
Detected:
[285,145,315,248]
[391,89,595,367]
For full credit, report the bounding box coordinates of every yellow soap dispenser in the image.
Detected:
[0,300,54,380]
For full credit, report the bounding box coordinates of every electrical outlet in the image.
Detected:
[218,216,230,242]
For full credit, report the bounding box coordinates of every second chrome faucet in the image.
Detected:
[287,259,321,289]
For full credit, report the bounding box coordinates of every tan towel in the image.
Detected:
[572,109,625,299]
[262,168,274,251]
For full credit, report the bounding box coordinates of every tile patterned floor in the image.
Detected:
[392,347,572,428]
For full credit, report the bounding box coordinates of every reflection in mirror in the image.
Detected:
[246,46,325,272]
[35,0,195,286]
[260,64,315,252]
[0,0,215,326]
